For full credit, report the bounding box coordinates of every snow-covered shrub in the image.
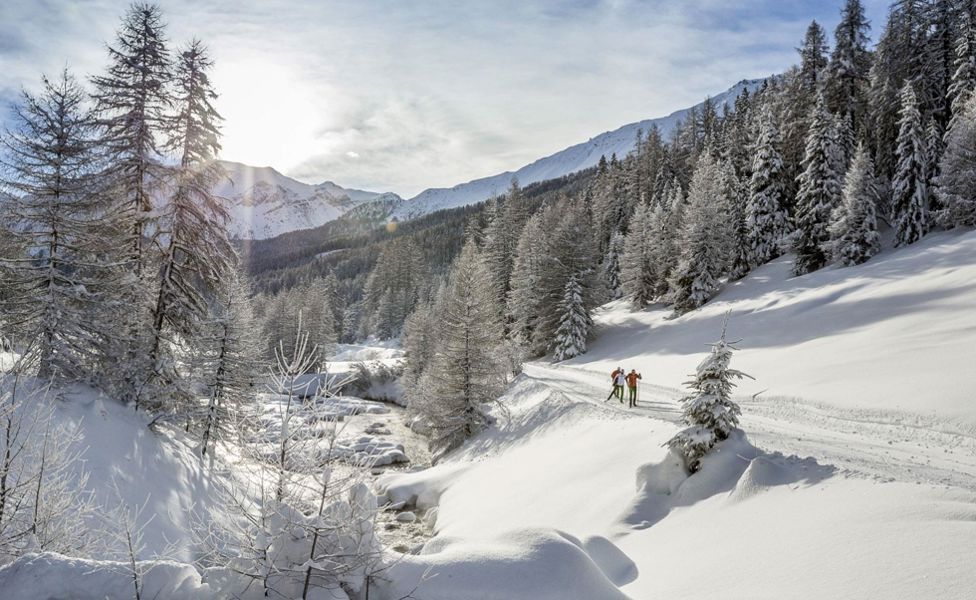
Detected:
[195,320,386,599]
[0,365,95,564]
[667,316,753,472]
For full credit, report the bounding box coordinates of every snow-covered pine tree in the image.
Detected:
[413,241,505,458]
[829,144,881,266]
[891,83,929,246]
[824,0,872,125]
[620,201,656,309]
[0,70,119,379]
[90,2,171,279]
[532,197,599,355]
[799,20,829,93]
[483,178,527,316]
[552,274,592,361]
[666,316,752,472]
[793,94,843,275]
[197,270,260,457]
[402,286,443,403]
[747,111,791,266]
[650,180,685,297]
[507,210,547,348]
[937,93,976,227]
[601,229,624,300]
[947,13,976,138]
[669,153,727,313]
[721,160,752,281]
[144,40,233,410]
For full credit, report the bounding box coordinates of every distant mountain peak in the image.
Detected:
[392,79,763,221]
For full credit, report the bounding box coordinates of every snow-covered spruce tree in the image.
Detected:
[304,277,339,359]
[601,229,624,300]
[0,70,120,380]
[413,241,505,458]
[829,144,881,266]
[747,110,791,266]
[666,318,752,472]
[937,93,976,227]
[197,270,260,457]
[620,201,656,309]
[669,153,727,314]
[552,274,592,361]
[824,0,872,124]
[793,95,843,276]
[947,15,976,138]
[143,40,233,411]
[891,83,929,247]
[799,20,829,93]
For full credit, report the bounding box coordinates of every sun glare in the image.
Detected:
[212,58,327,172]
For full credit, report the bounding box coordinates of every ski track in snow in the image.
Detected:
[523,362,976,492]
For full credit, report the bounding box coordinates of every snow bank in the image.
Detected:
[375,529,631,600]
[0,552,212,600]
[55,385,231,561]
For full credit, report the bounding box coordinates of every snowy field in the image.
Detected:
[375,231,976,599]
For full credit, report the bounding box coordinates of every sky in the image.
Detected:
[0,0,889,198]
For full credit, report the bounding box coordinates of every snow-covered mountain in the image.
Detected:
[393,79,763,221]
[214,161,402,240]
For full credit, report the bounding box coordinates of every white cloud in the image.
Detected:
[0,0,890,197]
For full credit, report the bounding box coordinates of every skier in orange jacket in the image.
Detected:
[626,369,641,408]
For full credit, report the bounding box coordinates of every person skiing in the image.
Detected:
[606,367,625,402]
[626,369,642,408]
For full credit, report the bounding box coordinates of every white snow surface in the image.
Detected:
[374,231,976,599]
[393,79,762,221]
[214,160,401,240]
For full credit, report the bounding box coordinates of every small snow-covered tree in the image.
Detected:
[747,111,791,266]
[552,274,592,361]
[891,83,929,246]
[937,93,976,227]
[666,316,752,472]
[829,144,881,266]
[0,361,95,563]
[669,153,727,314]
[793,94,843,275]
